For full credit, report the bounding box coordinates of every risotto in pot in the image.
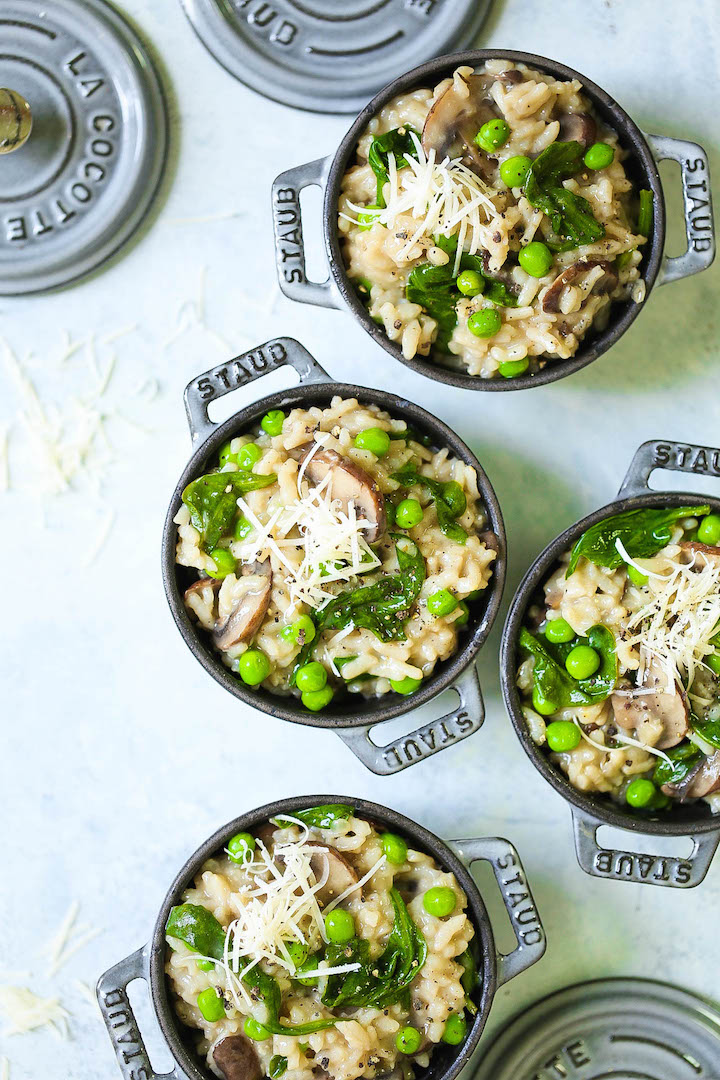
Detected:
[174,397,497,711]
[165,804,478,1080]
[338,60,649,380]
[517,505,720,814]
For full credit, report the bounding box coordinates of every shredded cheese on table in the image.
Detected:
[0,987,69,1038]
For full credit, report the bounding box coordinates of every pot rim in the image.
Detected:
[162,378,506,730]
[501,490,720,837]
[322,47,666,391]
[148,794,499,1080]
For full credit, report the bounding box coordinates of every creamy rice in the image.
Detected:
[166,808,476,1080]
[339,61,646,379]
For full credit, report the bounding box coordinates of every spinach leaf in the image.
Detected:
[289,804,355,829]
[391,465,468,544]
[459,948,479,1015]
[292,537,426,678]
[334,656,375,683]
[389,426,433,448]
[566,505,710,577]
[322,888,427,1009]
[520,625,617,708]
[653,742,703,787]
[243,965,336,1035]
[368,127,420,208]
[524,141,605,247]
[182,470,277,551]
[691,717,720,751]
[166,903,226,960]
[484,279,519,307]
[269,1057,288,1079]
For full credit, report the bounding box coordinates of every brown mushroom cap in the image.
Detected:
[558,112,597,149]
[662,749,720,800]
[298,445,386,543]
[184,577,221,603]
[421,73,500,182]
[541,259,618,313]
[611,654,689,749]
[213,559,272,651]
[307,844,359,907]
[213,1035,262,1080]
[679,541,720,566]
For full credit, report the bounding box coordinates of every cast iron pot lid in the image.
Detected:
[474,977,720,1080]
[0,0,167,294]
[179,0,491,114]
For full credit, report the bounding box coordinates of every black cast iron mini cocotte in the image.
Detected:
[97,795,546,1080]
[161,338,506,775]
[501,440,720,888]
[272,49,715,391]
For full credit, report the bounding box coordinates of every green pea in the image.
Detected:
[237,442,262,470]
[441,481,466,517]
[197,959,214,972]
[544,617,574,644]
[294,955,319,985]
[396,1026,422,1054]
[519,241,553,278]
[467,308,502,338]
[284,941,309,969]
[357,204,381,230]
[565,645,600,680]
[269,1056,288,1079]
[456,270,485,297]
[455,601,470,626]
[281,615,316,646]
[381,832,408,865]
[207,548,236,579]
[583,142,615,170]
[546,720,581,752]
[390,676,422,695]
[498,358,529,378]
[324,909,355,944]
[219,440,238,467]
[296,661,327,693]
[197,987,225,1022]
[244,1017,271,1041]
[698,513,720,545]
[395,498,424,529]
[227,832,256,863]
[385,502,396,528]
[625,777,657,808]
[423,886,457,917]
[428,589,458,617]
[627,564,648,588]
[474,118,510,153]
[354,427,391,457]
[707,652,720,676]
[499,154,532,187]
[302,686,334,711]
[261,410,285,437]
[234,515,253,541]
[238,649,271,686]
[532,686,557,716]
[442,1013,468,1045]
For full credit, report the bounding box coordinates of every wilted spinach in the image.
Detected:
[524,141,604,247]
[653,742,703,788]
[392,464,467,544]
[368,127,420,207]
[691,716,720,751]
[566,505,710,577]
[287,804,354,829]
[182,470,277,551]
[520,625,617,707]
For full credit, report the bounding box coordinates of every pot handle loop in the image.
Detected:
[335,664,484,775]
[97,946,181,1080]
[272,158,340,309]
[183,336,331,444]
[571,807,719,888]
[618,438,720,498]
[450,837,546,986]
[645,133,715,285]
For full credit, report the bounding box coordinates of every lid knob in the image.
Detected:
[0,88,33,154]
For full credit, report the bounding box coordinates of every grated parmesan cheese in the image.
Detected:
[0,987,69,1038]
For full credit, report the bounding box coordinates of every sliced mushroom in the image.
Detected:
[679,541,720,567]
[478,529,499,552]
[213,559,271,651]
[422,73,500,182]
[213,1035,262,1080]
[497,69,523,86]
[558,111,597,149]
[541,259,619,313]
[611,653,688,749]
[307,844,359,907]
[253,821,277,851]
[297,445,386,542]
[184,577,221,603]
[662,750,720,800]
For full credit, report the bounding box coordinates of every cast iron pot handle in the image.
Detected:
[449,836,546,986]
[618,438,720,499]
[184,337,331,444]
[97,946,182,1080]
[572,807,720,888]
[272,158,340,309]
[335,664,483,775]
[645,133,715,285]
